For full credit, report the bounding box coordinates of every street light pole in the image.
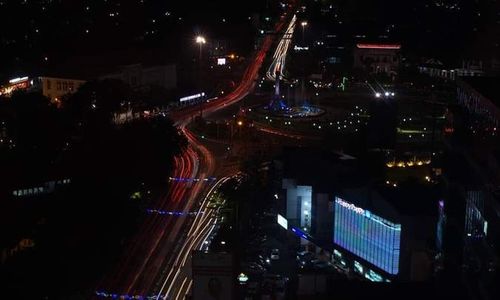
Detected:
[195,36,206,63]
[195,36,206,112]
[301,21,308,44]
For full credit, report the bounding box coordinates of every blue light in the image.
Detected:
[291,226,311,240]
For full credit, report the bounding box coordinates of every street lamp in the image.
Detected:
[301,21,308,43]
[195,35,206,61]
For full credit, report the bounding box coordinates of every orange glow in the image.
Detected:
[356,43,401,50]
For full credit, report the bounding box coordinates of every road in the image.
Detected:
[94,7,292,300]
[266,14,296,81]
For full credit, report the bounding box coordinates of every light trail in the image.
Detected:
[95,5,293,299]
[266,14,297,82]
[155,177,230,299]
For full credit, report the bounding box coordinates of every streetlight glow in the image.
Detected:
[195,36,206,44]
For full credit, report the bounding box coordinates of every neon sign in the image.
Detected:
[335,197,365,214]
[356,43,401,50]
[9,76,29,84]
[277,214,288,229]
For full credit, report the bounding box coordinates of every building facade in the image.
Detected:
[419,59,485,81]
[331,186,438,282]
[34,77,86,103]
[333,196,402,276]
[353,43,401,75]
[0,76,86,103]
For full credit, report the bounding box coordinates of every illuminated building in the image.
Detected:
[282,179,313,232]
[0,76,86,103]
[464,191,488,240]
[279,148,359,244]
[0,77,31,97]
[277,148,444,281]
[353,43,401,75]
[334,197,401,275]
[456,76,500,126]
[34,77,86,103]
[418,59,485,80]
[332,183,440,281]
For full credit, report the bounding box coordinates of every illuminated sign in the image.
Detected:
[334,197,401,275]
[0,79,31,97]
[9,76,29,84]
[217,58,227,65]
[277,214,288,229]
[294,46,309,51]
[356,43,401,50]
[335,197,365,214]
[291,227,312,240]
[179,92,206,102]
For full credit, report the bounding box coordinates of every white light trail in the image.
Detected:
[266,15,297,82]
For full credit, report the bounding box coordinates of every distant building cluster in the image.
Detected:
[279,150,438,283]
[0,76,86,103]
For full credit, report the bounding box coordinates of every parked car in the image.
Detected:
[271,248,280,260]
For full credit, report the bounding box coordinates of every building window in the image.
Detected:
[47,79,52,90]
[56,82,61,90]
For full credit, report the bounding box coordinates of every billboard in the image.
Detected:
[277,214,288,229]
[333,197,401,275]
[217,58,227,65]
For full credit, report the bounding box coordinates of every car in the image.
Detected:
[271,248,280,260]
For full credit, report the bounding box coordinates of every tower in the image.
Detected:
[268,65,287,111]
[275,68,281,97]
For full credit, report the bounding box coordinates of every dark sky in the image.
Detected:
[0,0,274,80]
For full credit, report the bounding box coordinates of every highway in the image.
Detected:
[266,14,297,81]
[94,7,291,300]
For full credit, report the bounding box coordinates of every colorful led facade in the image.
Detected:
[334,197,401,275]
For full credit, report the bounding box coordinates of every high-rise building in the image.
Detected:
[332,184,439,282]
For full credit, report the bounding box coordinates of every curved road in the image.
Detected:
[95,6,292,300]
